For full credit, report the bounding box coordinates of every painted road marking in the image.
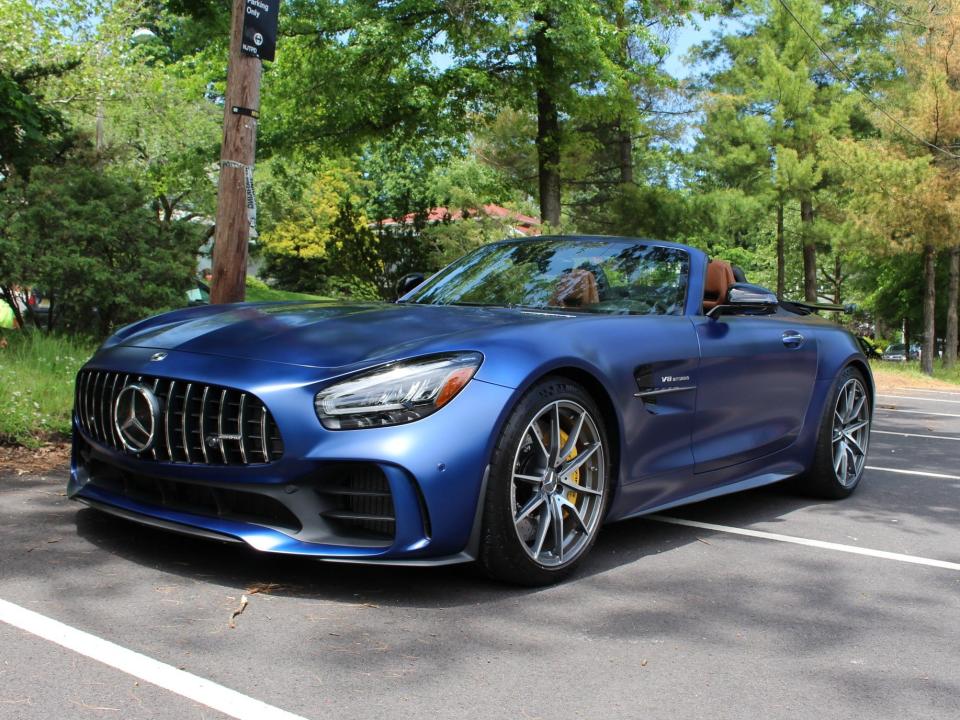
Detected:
[0,598,311,720]
[878,393,960,405]
[864,466,960,480]
[872,429,960,441]
[875,407,960,418]
[893,387,960,396]
[649,516,960,571]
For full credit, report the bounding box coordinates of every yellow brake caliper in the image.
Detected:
[559,430,579,508]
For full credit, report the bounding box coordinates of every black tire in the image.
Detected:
[796,365,871,499]
[478,376,611,586]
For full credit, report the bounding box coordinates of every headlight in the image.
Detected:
[314,353,483,430]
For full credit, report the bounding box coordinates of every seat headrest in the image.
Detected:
[703,260,736,311]
[550,268,600,308]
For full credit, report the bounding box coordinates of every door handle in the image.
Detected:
[782,330,804,348]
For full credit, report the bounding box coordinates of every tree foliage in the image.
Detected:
[0,147,201,336]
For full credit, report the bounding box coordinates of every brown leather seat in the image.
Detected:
[550,268,600,308]
[702,260,736,311]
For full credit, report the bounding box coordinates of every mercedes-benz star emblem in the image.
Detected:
[150,352,167,362]
[114,383,161,453]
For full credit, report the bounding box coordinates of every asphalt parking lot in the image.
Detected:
[1,384,958,720]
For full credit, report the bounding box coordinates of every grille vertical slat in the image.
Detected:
[108,373,122,448]
[93,373,103,438]
[199,386,210,464]
[181,383,193,464]
[164,380,176,461]
[80,371,90,436]
[237,394,248,465]
[83,371,95,437]
[98,372,109,442]
[97,373,108,443]
[77,372,87,434]
[77,371,282,465]
[217,388,228,464]
[148,378,159,460]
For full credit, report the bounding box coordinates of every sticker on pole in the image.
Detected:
[244,164,258,238]
[241,0,279,61]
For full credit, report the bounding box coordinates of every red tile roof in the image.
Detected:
[378,204,541,236]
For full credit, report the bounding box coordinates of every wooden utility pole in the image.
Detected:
[211,0,262,304]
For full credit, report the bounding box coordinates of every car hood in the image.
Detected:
[113,301,567,369]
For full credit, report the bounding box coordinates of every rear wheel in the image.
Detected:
[479,377,610,586]
[798,366,871,499]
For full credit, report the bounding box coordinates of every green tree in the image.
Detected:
[692,0,892,301]
[1,147,201,336]
[266,1,695,227]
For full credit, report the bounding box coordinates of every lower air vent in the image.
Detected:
[85,461,302,532]
[317,464,396,541]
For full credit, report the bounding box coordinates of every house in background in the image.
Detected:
[378,204,541,237]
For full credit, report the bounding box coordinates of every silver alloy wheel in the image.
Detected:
[510,400,606,567]
[832,377,870,486]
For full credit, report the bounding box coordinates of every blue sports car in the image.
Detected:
[69,236,873,585]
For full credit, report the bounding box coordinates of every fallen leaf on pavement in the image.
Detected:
[228,594,249,628]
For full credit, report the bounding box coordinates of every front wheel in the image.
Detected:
[798,366,871,499]
[479,377,611,586]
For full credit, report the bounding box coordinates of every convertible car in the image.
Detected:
[69,236,873,585]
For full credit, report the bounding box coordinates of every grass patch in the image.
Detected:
[869,359,960,388]
[245,277,333,303]
[0,331,95,447]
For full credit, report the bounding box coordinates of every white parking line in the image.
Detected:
[878,393,960,405]
[875,407,960,418]
[0,598,311,720]
[864,466,960,480]
[894,386,960,396]
[649,516,960,571]
[872,429,960,441]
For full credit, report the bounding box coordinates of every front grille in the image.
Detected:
[76,370,283,465]
[84,459,302,532]
[317,464,396,540]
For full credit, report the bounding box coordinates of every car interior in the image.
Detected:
[702,259,736,312]
[549,268,601,307]
[546,255,753,317]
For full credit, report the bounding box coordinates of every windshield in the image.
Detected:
[406,239,689,315]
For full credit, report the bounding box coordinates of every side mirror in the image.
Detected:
[396,272,425,299]
[708,282,778,319]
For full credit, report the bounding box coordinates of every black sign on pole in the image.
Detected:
[241,0,279,62]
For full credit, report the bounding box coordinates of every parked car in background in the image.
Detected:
[882,343,920,361]
[185,280,210,306]
[26,288,51,327]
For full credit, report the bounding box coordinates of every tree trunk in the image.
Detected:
[921,243,936,375]
[833,254,842,305]
[776,202,785,298]
[902,317,910,363]
[946,245,959,368]
[618,125,633,185]
[534,10,561,227]
[800,197,817,302]
[614,4,633,187]
[46,291,55,333]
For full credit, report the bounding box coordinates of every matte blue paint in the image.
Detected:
[70,236,871,565]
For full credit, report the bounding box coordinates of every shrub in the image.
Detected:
[0,149,201,337]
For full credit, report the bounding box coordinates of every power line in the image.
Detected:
[776,0,960,160]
